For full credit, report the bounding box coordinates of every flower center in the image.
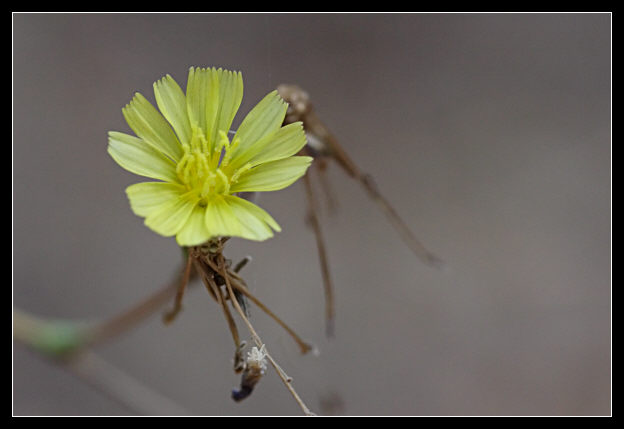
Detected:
[176,127,244,204]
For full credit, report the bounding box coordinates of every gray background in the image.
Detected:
[13,13,611,416]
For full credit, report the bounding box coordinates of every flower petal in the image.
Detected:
[230,156,313,193]
[204,195,242,238]
[125,181,187,217]
[108,132,178,182]
[224,195,280,241]
[227,122,307,171]
[144,193,196,236]
[122,93,182,161]
[205,68,243,147]
[232,90,288,159]
[154,74,192,146]
[186,67,213,135]
[176,204,212,246]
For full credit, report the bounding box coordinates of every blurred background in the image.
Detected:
[13,13,611,416]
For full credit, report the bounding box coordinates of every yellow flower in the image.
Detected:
[108,67,312,246]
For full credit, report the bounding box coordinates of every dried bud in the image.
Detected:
[231,345,267,402]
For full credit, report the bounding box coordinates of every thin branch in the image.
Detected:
[315,158,339,214]
[202,257,312,354]
[163,252,193,324]
[312,114,444,269]
[303,171,335,338]
[278,84,443,270]
[201,261,241,350]
[227,272,313,355]
[216,255,316,416]
[358,174,445,269]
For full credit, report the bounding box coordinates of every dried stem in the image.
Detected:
[315,158,339,213]
[227,274,313,354]
[215,254,316,416]
[358,174,445,269]
[201,255,312,354]
[206,266,241,349]
[279,83,443,270]
[311,111,444,269]
[158,243,315,414]
[163,252,193,324]
[303,171,335,338]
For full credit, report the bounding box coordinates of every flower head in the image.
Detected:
[108,67,312,246]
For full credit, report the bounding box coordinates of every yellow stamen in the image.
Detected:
[176,127,248,203]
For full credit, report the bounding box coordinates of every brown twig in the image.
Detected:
[202,261,242,350]
[226,274,313,354]
[201,256,312,354]
[277,83,443,269]
[215,254,316,416]
[314,157,339,213]
[302,171,335,338]
[163,252,194,324]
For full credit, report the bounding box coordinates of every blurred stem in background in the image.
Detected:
[14,259,189,359]
[13,311,191,415]
[13,262,193,415]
